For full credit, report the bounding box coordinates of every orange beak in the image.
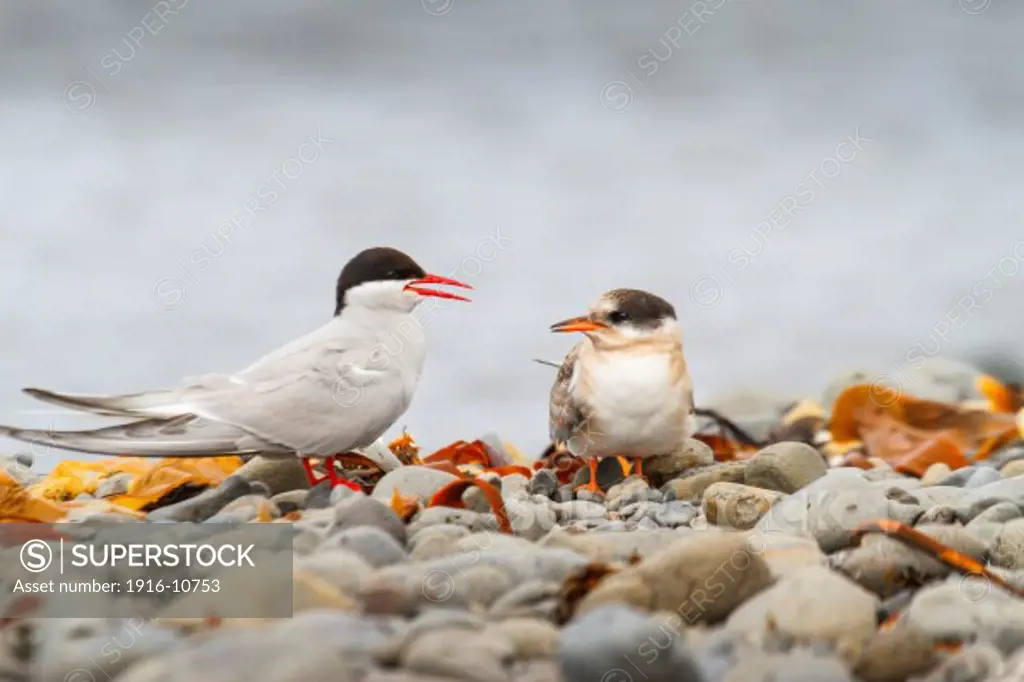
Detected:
[550,316,607,333]
[404,273,473,302]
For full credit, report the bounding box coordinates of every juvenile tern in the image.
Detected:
[548,288,694,492]
[0,247,472,490]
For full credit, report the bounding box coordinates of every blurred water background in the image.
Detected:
[3,0,1024,470]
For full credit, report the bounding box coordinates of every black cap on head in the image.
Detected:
[335,247,426,315]
[601,288,676,328]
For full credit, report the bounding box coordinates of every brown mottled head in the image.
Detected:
[595,288,676,330]
[550,288,677,339]
[335,247,472,315]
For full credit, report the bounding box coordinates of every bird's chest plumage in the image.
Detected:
[571,351,686,456]
[337,313,427,447]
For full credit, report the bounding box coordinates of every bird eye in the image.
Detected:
[608,310,628,324]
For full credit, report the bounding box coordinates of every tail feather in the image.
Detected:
[22,387,188,418]
[0,415,274,458]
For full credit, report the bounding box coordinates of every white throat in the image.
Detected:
[343,280,420,314]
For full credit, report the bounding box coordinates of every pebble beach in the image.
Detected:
[1,358,1023,682]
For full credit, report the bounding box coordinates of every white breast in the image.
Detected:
[571,351,688,458]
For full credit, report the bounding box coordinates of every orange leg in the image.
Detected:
[632,457,644,478]
[573,458,602,493]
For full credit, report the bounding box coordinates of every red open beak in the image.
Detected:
[550,316,607,333]
[404,273,473,302]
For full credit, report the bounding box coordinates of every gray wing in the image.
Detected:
[0,415,287,458]
[16,318,412,456]
[548,343,586,444]
[183,321,412,455]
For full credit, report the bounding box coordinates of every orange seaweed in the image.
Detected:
[977,375,1022,413]
[390,487,420,522]
[1,456,243,521]
[693,433,758,461]
[421,461,468,478]
[534,448,583,484]
[388,430,421,464]
[107,456,244,510]
[853,519,1024,599]
[487,465,533,479]
[893,437,968,478]
[555,562,625,624]
[423,440,492,467]
[333,453,383,472]
[427,478,512,533]
[830,384,1017,463]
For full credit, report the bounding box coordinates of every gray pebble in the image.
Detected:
[554,485,574,503]
[0,453,41,487]
[33,619,181,682]
[234,455,310,496]
[757,469,921,552]
[272,489,308,512]
[463,486,495,513]
[323,526,408,567]
[654,501,699,528]
[916,505,959,525]
[294,549,372,595]
[913,643,1004,682]
[220,493,279,518]
[591,521,629,532]
[407,524,471,560]
[990,445,1024,468]
[744,441,828,493]
[504,499,558,541]
[937,466,981,488]
[619,501,662,522]
[116,612,391,682]
[551,500,607,522]
[398,609,486,654]
[991,518,1024,569]
[407,507,500,535]
[330,483,365,506]
[559,605,703,682]
[574,488,604,504]
[501,474,530,500]
[957,476,1024,519]
[635,517,662,531]
[489,579,561,618]
[970,501,1021,524]
[249,481,272,497]
[450,565,514,608]
[303,480,334,509]
[148,475,252,522]
[607,477,660,511]
[527,470,559,498]
[722,650,854,682]
[333,496,408,545]
[372,466,461,505]
[905,580,1024,651]
[402,627,513,682]
[965,467,1003,489]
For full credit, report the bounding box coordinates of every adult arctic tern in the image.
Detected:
[0,247,472,490]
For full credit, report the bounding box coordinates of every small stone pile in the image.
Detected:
[1,432,1023,682]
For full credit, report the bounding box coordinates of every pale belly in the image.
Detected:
[568,353,689,458]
